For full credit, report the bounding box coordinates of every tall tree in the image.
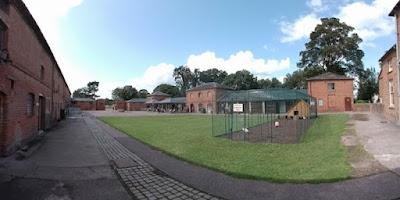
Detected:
[199,68,228,83]
[112,85,138,100]
[86,81,100,99]
[258,78,273,89]
[223,70,259,90]
[298,17,364,77]
[173,65,193,93]
[153,84,181,97]
[270,77,283,88]
[72,81,100,98]
[357,67,378,101]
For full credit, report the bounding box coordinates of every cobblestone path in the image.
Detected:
[84,116,219,200]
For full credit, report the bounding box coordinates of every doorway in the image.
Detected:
[345,97,352,111]
[38,96,45,133]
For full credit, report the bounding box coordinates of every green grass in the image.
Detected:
[99,114,352,183]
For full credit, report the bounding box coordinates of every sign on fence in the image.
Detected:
[233,103,243,112]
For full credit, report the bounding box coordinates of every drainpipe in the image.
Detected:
[396,14,400,124]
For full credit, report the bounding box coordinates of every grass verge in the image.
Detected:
[99,114,352,183]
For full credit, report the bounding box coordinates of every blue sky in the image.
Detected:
[24,0,398,98]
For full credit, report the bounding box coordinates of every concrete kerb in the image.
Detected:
[87,111,400,200]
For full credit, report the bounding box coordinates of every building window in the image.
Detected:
[0,24,5,53]
[318,99,323,107]
[40,66,44,79]
[207,92,210,97]
[190,93,193,99]
[27,93,34,117]
[389,59,393,72]
[198,92,201,98]
[328,83,335,91]
[389,79,394,107]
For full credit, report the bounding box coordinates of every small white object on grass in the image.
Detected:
[242,128,250,133]
[275,121,280,128]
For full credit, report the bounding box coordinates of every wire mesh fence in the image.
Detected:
[212,89,318,144]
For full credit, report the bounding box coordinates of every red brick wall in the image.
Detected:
[71,101,95,110]
[126,102,146,111]
[96,99,105,110]
[186,89,228,113]
[115,99,126,110]
[379,49,399,121]
[308,79,354,112]
[0,2,70,155]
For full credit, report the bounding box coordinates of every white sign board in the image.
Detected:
[233,103,243,112]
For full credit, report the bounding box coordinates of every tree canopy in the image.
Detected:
[357,67,378,102]
[153,84,181,97]
[298,17,364,77]
[199,68,228,84]
[72,81,99,99]
[173,65,194,93]
[112,85,138,100]
[223,70,259,90]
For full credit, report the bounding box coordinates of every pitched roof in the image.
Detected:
[306,72,353,81]
[126,98,147,103]
[147,91,171,97]
[379,45,396,62]
[71,98,95,102]
[217,88,313,102]
[186,82,233,92]
[389,1,400,16]
[159,97,186,104]
[145,99,160,104]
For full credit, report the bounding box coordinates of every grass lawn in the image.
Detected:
[99,114,352,183]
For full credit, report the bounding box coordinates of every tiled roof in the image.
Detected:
[306,72,353,81]
[145,99,161,104]
[186,82,233,92]
[126,98,147,103]
[389,1,400,16]
[71,98,95,102]
[147,91,171,97]
[379,45,396,62]
[159,97,186,104]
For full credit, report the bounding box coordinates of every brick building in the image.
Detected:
[71,98,105,111]
[0,1,71,155]
[126,98,147,111]
[147,91,171,101]
[186,82,233,113]
[378,45,399,121]
[307,72,354,112]
[382,3,400,122]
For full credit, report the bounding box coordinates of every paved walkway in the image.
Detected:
[84,114,218,200]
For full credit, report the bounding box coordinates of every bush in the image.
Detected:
[355,100,368,104]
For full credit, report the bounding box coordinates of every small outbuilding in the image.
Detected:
[307,72,354,112]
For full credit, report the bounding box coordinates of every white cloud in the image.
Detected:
[128,63,176,94]
[280,14,321,43]
[280,0,397,45]
[336,0,396,43]
[186,51,290,78]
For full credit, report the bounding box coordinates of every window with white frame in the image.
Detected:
[389,79,394,107]
[328,83,335,91]
[318,99,323,106]
[388,59,393,73]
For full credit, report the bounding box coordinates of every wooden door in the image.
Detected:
[38,96,45,132]
[345,97,352,111]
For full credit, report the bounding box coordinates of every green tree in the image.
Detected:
[199,68,228,84]
[173,65,193,93]
[258,78,272,89]
[72,81,100,98]
[223,70,259,90]
[72,88,87,98]
[153,84,181,97]
[270,77,283,88]
[138,89,149,98]
[112,85,138,100]
[357,67,378,102]
[298,17,364,77]
[105,98,114,106]
[86,81,100,99]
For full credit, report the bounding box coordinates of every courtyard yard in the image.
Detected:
[99,114,352,183]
